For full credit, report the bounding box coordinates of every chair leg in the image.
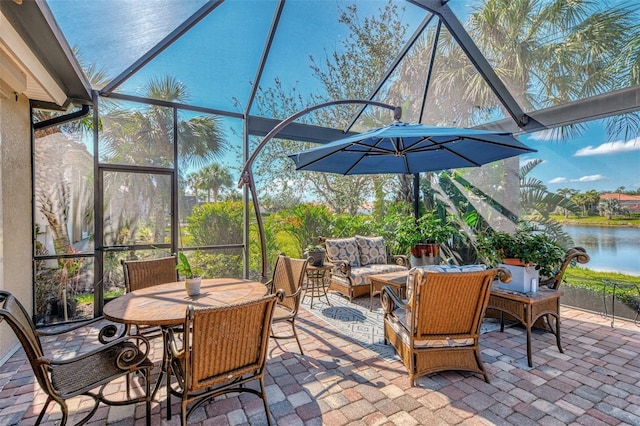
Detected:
[145,367,152,426]
[290,319,304,355]
[260,377,273,426]
[270,320,304,355]
[35,396,53,425]
[181,398,189,426]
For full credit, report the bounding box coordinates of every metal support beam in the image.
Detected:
[101,0,224,94]
[408,0,531,129]
[474,85,640,135]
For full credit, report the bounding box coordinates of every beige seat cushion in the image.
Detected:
[386,311,475,348]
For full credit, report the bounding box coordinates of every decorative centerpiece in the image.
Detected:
[176,252,204,296]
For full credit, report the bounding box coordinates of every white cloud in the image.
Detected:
[549,177,568,184]
[572,174,607,182]
[574,137,640,156]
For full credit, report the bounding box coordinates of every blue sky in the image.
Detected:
[521,123,640,193]
[48,0,639,194]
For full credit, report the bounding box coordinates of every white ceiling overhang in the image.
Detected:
[1,10,66,106]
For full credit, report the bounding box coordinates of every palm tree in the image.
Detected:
[33,55,111,256]
[598,198,623,219]
[100,75,227,243]
[199,164,233,203]
[556,188,578,218]
[519,159,579,246]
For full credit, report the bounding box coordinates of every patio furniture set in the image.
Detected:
[0,242,588,425]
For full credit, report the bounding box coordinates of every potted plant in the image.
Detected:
[304,244,326,267]
[176,252,204,296]
[417,212,458,258]
[394,212,458,266]
[477,225,565,291]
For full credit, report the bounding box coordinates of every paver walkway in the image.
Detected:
[1,301,639,425]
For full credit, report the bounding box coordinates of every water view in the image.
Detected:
[564,225,640,276]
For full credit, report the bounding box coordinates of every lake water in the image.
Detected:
[563,225,640,276]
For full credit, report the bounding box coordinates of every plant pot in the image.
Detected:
[185,277,202,296]
[502,258,533,267]
[304,249,325,267]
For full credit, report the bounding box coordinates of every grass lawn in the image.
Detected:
[564,266,639,307]
[552,214,640,227]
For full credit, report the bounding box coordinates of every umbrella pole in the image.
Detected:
[238,100,401,281]
[413,173,420,218]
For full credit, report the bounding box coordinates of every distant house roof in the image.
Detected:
[600,193,640,202]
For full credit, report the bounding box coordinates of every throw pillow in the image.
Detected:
[355,235,387,265]
[325,237,361,267]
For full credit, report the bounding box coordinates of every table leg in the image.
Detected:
[525,305,533,368]
[369,284,376,311]
[555,298,563,353]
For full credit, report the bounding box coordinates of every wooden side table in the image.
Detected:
[303,264,333,308]
[369,270,409,311]
[487,285,563,367]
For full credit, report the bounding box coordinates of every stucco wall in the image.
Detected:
[0,92,33,363]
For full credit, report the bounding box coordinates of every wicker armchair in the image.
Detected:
[0,290,153,426]
[166,293,280,425]
[382,267,511,386]
[266,255,308,354]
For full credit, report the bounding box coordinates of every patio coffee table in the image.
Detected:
[369,270,409,311]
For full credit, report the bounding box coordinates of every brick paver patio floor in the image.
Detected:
[1,302,639,425]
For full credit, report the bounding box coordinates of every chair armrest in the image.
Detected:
[381,285,406,315]
[539,247,590,290]
[35,316,106,336]
[493,266,512,284]
[389,254,408,267]
[265,278,274,294]
[42,334,151,370]
[274,289,286,303]
[167,326,185,359]
[331,260,352,277]
[35,318,129,344]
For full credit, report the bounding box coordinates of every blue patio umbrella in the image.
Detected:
[288,122,536,175]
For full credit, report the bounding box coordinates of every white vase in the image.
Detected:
[185,277,202,296]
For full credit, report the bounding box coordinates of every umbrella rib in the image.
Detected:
[407,135,533,167]
[344,138,390,174]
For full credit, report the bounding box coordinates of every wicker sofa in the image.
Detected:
[322,236,408,301]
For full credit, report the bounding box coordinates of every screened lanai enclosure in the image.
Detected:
[4,0,638,324]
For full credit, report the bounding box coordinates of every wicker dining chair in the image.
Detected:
[382,267,511,386]
[122,255,178,336]
[0,290,154,426]
[122,255,179,292]
[266,254,308,354]
[165,292,281,425]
